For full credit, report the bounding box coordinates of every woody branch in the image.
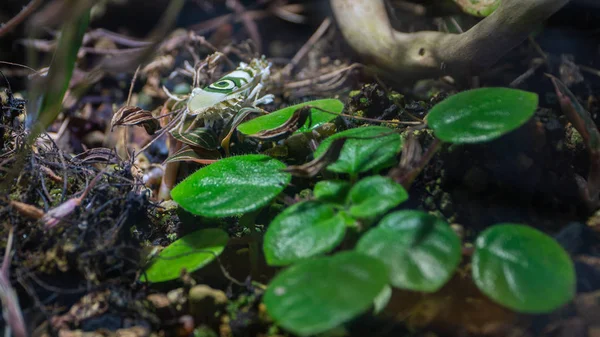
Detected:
[330,0,570,79]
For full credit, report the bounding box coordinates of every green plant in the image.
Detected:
[142,228,228,283]
[151,88,575,335]
[472,224,575,313]
[237,98,343,136]
[263,176,408,266]
[262,252,389,336]
[426,87,538,143]
[356,210,462,292]
[171,154,291,218]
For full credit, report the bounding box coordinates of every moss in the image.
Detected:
[388,91,404,103]
[298,188,312,199]
[439,192,454,214]
[348,90,361,98]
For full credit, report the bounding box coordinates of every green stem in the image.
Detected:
[239,209,262,279]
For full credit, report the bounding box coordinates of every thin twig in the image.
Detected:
[309,105,423,125]
[579,65,600,78]
[282,18,331,75]
[227,0,262,53]
[0,0,43,38]
[0,61,38,74]
[85,28,152,48]
[270,3,306,23]
[284,63,363,89]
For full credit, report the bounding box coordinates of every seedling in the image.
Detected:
[157,84,575,336]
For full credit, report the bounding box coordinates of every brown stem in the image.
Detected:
[330,0,570,79]
[0,227,27,337]
[158,136,182,201]
[0,0,43,38]
[392,138,442,189]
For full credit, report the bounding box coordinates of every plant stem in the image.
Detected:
[0,0,43,38]
[392,138,442,189]
[239,210,261,279]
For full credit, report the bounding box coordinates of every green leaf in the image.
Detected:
[237,99,343,135]
[313,180,351,204]
[263,252,388,336]
[356,210,461,292]
[264,201,346,266]
[142,228,228,283]
[28,7,91,141]
[171,155,291,217]
[472,224,576,313]
[314,126,402,175]
[427,88,538,144]
[347,176,408,219]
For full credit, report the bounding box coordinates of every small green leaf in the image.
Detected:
[427,88,538,144]
[314,126,402,175]
[263,251,388,336]
[171,155,291,217]
[142,228,228,283]
[237,99,343,135]
[472,224,576,313]
[264,201,346,266]
[347,176,408,219]
[356,210,461,292]
[313,180,351,204]
[243,106,312,142]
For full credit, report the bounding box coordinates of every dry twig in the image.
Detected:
[0,0,43,38]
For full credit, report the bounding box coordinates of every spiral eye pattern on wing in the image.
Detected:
[209,79,237,91]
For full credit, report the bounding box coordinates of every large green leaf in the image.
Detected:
[171,155,291,217]
[314,126,402,175]
[427,88,538,144]
[472,224,576,313]
[263,251,388,336]
[356,210,461,292]
[141,228,228,283]
[264,201,347,266]
[347,176,408,219]
[237,99,343,135]
[313,180,351,205]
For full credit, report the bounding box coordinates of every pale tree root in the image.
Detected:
[330,0,570,80]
